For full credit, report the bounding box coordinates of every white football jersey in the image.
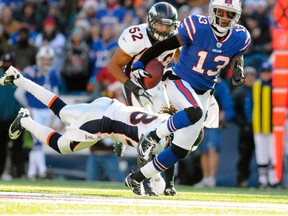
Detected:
[119,24,176,112]
[61,97,170,153]
[118,23,175,66]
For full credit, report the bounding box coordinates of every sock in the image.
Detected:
[17,76,57,107]
[131,170,146,182]
[141,146,180,178]
[21,117,61,154]
[17,76,66,118]
[150,130,160,142]
[156,110,191,138]
[164,165,175,187]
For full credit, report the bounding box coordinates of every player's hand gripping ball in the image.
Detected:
[143,58,165,89]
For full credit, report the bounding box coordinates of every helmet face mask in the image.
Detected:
[147,2,178,41]
[208,0,242,37]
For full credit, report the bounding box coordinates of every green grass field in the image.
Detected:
[1,180,288,215]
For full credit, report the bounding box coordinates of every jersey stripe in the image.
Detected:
[240,34,251,51]
[153,156,167,171]
[175,80,199,107]
[183,16,196,41]
[48,95,58,108]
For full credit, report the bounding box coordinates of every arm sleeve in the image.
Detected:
[138,35,181,65]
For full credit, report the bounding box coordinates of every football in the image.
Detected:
[151,173,166,195]
[142,58,164,89]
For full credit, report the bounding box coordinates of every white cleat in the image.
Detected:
[0,65,21,86]
[9,108,30,140]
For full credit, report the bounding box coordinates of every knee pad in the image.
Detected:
[184,106,203,124]
[171,144,189,159]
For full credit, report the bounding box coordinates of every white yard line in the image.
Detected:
[0,192,288,212]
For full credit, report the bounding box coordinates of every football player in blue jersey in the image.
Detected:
[123,0,251,195]
[109,2,180,196]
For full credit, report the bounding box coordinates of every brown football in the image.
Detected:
[143,58,165,89]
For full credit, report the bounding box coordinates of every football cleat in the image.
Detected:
[113,142,126,157]
[9,108,30,140]
[0,65,21,86]
[125,172,144,196]
[164,186,178,196]
[145,187,158,196]
[137,132,158,161]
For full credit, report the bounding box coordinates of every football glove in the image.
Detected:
[232,58,245,87]
[131,61,152,90]
[124,79,153,107]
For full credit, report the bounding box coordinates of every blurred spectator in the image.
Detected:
[77,0,99,24]
[86,20,101,46]
[241,2,272,71]
[74,18,91,41]
[67,0,86,30]
[120,0,134,11]
[14,45,61,180]
[0,24,11,57]
[33,17,66,75]
[14,2,39,32]
[0,5,21,39]
[233,66,256,187]
[46,2,67,34]
[11,26,37,70]
[177,5,191,21]
[252,62,278,188]
[95,0,127,25]
[60,27,90,92]
[133,4,147,24]
[86,139,124,182]
[194,78,235,188]
[87,23,118,95]
[0,52,25,180]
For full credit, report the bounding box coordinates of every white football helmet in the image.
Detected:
[36,45,55,72]
[208,0,242,37]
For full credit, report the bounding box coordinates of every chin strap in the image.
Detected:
[211,25,229,38]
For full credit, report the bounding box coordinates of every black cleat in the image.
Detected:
[137,132,158,161]
[9,108,29,140]
[164,186,178,196]
[113,142,126,157]
[125,172,144,196]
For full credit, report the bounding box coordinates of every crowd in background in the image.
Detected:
[0,0,283,188]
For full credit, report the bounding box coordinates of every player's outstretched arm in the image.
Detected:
[134,34,183,67]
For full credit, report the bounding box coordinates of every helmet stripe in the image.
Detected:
[225,0,232,4]
[165,2,169,13]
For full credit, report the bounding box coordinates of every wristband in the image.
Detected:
[124,79,138,92]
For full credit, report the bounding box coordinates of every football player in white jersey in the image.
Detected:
[0,66,204,196]
[108,2,179,196]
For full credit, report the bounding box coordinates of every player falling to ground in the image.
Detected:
[108,2,180,196]
[123,0,251,195]
[0,66,204,195]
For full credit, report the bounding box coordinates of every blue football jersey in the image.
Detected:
[89,39,118,78]
[23,66,60,109]
[175,15,251,91]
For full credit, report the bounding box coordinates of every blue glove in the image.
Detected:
[132,61,144,71]
[131,61,152,90]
